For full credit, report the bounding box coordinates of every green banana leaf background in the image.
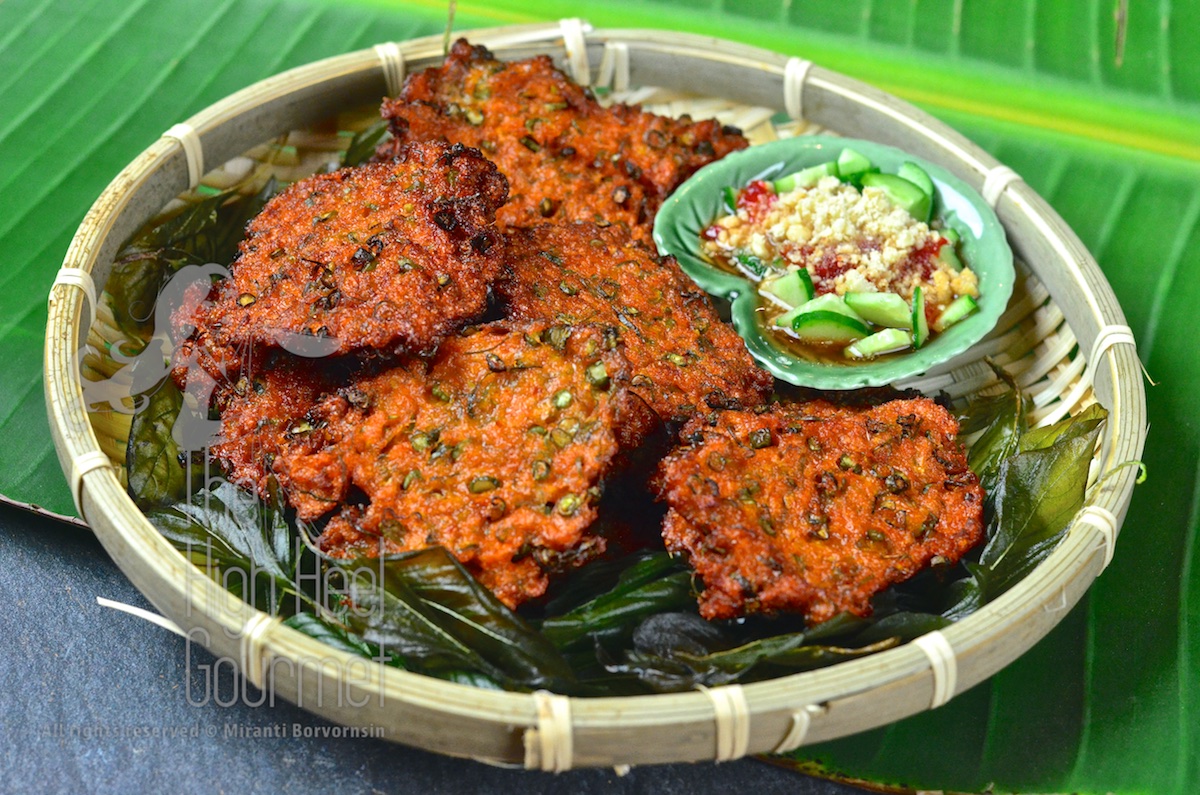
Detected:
[2,0,1196,791]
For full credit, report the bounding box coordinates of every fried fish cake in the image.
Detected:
[250,321,638,607]
[179,141,507,382]
[498,222,774,424]
[654,398,985,623]
[376,39,747,242]
[204,355,352,515]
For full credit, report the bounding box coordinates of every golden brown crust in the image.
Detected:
[178,141,507,384]
[654,398,985,623]
[498,222,774,424]
[376,39,747,243]
[215,321,638,608]
[205,355,348,509]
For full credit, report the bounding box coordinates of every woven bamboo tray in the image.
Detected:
[44,21,1147,769]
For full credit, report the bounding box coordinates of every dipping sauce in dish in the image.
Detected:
[653,135,1015,390]
[700,149,983,362]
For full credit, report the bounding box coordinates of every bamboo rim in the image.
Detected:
[44,21,1147,769]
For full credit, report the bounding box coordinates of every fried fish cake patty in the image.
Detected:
[654,398,985,623]
[498,222,774,424]
[179,141,507,381]
[226,321,636,608]
[205,355,351,509]
[376,39,747,242]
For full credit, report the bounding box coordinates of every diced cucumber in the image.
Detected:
[897,162,934,199]
[836,148,872,180]
[773,305,805,329]
[796,267,815,302]
[787,310,871,343]
[844,327,913,359]
[934,227,964,271]
[911,286,930,348]
[843,291,913,329]
[773,292,864,329]
[932,294,979,332]
[861,172,932,223]
[845,167,880,190]
[774,161,837,193]
[797,293,866,319]
[759,268,815,309]
[722,186,738,213]
[937,236,964,271]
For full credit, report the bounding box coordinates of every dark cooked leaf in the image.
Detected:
[540,552,693,650]
[607,649,743,692]
[944,406,1106,619]
[849,611,953,645]
[537,547,667,616]
[957,374,1029,493]
[126,379,196,507]
[1017,402,1108,453]
[439,670,506,690]
[283,612,385,661]
[602,612,899,691]
[980,406,1107,569]
[285,601,508,690]
[123,179,276,268]
[106,255,169,337]
[127,192,222,253]
[603,612,742,691]
[722,637,900,672]
[335,559,500,677]
[337,547,575,691]
[342,119,389,167]
[147,479,298,612]
[634,611,733,657]
[678,614,890,677]
[676,629,813,670]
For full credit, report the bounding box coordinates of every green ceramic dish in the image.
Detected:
[653,136,1015,390]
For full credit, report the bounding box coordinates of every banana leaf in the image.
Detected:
[4,0,1197,792]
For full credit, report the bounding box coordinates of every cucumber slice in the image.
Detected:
[774,161,837,193]
[897,162,934,199]
[787,310,871,343]
[911,286,930,348]
[932,294,980,332]
[844,327,913,359]
[836,148,872,180]
[796,267,815,303]
[797,293,866,319]
[861,172,932,223]
[759,268,815,309]
[937,236,965,271]
[773,292,864,329]
[843,291,913,329]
